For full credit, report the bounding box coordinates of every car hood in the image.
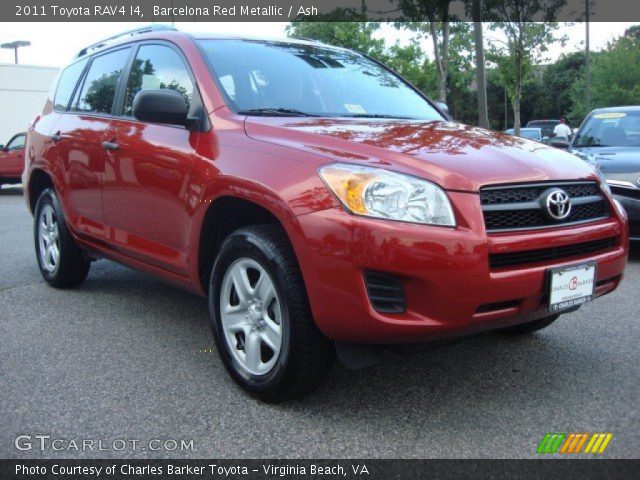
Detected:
[245,118,598,192]
[570,146,640,173]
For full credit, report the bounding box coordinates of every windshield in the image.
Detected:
[197,39,444,120]
[526,121,558,137]
[574,110,640,147]
[519,129,541,140]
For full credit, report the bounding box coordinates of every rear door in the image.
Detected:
[101,42,198,274]
[54,47,132,239]
[0,133,26,178]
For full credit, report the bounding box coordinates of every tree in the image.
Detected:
[624,24,640,43]
[395,1,460,103]
[384,42,439,97]
[285,21,385,59]
[533,51,585,122]
[569,35,640,123]
[473,17,489,128]
[484,1,565,134]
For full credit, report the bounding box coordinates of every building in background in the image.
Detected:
[0,63,58,144]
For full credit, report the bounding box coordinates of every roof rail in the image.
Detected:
[76,24,177,58]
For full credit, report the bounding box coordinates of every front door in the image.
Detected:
[101,43,197,275]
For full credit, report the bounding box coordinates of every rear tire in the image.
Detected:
[34,188,90,288]
[497,314,560,335]
[209,224,334,402]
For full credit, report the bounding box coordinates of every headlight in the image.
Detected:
[318,163,456,226]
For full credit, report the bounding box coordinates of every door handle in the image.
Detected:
[50,134,61,142]
[102,141,119,151]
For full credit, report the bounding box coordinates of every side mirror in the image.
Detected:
[550,139,570,149]
[435,101,451,119]
[133,89,189,127]
[0,144,5,151]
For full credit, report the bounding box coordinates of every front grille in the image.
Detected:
[481,181,610,232]
[481,183,600,205]
[363,271,406,314]
[489,237,616,269]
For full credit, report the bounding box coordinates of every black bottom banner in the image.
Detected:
[1,459,639,480]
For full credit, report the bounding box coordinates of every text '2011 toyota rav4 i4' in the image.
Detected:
[24,26,629,401]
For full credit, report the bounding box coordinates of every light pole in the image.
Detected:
[1,40,31,64]
[473,0,489,128]
[585,0,591,113]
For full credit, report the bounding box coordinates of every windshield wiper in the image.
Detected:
[237,108,318,117]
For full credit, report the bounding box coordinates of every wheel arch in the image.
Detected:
[27,168,55,214]
[196,195,297,294]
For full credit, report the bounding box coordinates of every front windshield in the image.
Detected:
[520,129,541,140]
[197,39,444,120]
[574,110,640,147]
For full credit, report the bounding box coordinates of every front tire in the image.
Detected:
[209,225,334,402]
[34,188,90,288]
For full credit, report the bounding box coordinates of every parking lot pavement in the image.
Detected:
[1,184,639,459]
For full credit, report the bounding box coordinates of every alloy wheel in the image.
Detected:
[38,204,60,273]
[220,258,283,376]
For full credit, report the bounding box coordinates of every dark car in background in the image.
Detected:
[571,106,640,240]
[527,119,562,138]
[0,132,26,187]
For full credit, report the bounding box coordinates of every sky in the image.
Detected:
[0,22,635,68]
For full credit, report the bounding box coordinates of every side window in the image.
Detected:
[53,59,88,111]
[73,47,131,114]
[6,134,25,150]
[123,44,194,117]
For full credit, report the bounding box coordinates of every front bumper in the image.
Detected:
[291,191,628,344]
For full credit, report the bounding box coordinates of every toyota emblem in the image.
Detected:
[542,188,572,221]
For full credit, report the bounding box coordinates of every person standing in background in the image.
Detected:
[553,118,573,138]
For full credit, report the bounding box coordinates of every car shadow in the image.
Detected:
[0,186,24,196]
[286,326,609,417]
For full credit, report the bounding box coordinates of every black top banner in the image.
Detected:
[3,0,640,22]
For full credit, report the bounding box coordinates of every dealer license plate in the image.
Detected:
[548,262,596,312]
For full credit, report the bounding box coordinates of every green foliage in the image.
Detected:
[486,49,533,101]
[624,25,640,43]
[533,51,585,121]
[570,36,640,123]
[286,22,385,59]
[384,42,438,97]
[487,19,564,132]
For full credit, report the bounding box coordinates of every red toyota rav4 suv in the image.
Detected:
[24,26,628,401]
